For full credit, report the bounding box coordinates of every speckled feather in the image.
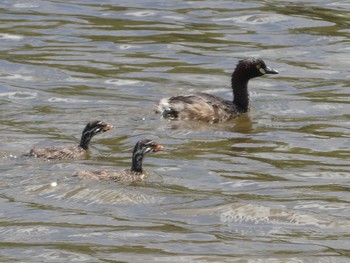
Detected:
[29,145,86,160]
[74,169,147,183]
[157,92,241,123]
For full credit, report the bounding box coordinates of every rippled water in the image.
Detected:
[1,0,350,262]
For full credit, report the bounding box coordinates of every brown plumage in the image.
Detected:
[155,58,278,123]
[74,139,164,183]
[27,120,113,160]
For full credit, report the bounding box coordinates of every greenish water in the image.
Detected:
[0,0,349,262]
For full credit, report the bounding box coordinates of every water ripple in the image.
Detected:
[0,0,349,261]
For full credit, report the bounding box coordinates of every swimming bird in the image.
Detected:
[155,58,278,123]
[28,120,113,160]
[74,139,164,183]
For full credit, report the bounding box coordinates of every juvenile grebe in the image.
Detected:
[28,120,113,160]
[74,139,164,183]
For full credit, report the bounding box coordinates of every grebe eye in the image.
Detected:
[259,68,266,74]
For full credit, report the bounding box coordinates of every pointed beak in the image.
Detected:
[152,144,164,152]
[265,66,279,74]
[102,124,113,132]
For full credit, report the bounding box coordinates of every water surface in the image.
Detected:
[0,0,350,262]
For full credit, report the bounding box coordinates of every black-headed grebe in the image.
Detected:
[155,58,278,123]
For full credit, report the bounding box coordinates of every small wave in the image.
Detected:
[215,14,288,24]
[0,74,33,81]
[120,45,136,50]
[0,91,37,99]
[180,74,223,84]
[43,183,164,205]
[1,154,18,160]
[219,203,350,228]
[312,104,342,110]
[100,189,161,205]
[163,15,185,20]
[65,77,90,83]
[0,226,57,240]
[48,97,88,103]
[33,250,94,262]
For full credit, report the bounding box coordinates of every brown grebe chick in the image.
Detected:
[74,139,164,183]
[28,120,113,160]
[155,58,278,123]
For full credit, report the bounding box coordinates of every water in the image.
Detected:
[1,0,350,262]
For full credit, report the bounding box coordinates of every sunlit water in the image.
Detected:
[0,0,350,262]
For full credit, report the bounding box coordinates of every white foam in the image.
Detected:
[120,45,134,50]
[105,79,140,86]
[125,11,155,17]
[0,74,33,81]
[13,3,39,8]
[0,33,24,41]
